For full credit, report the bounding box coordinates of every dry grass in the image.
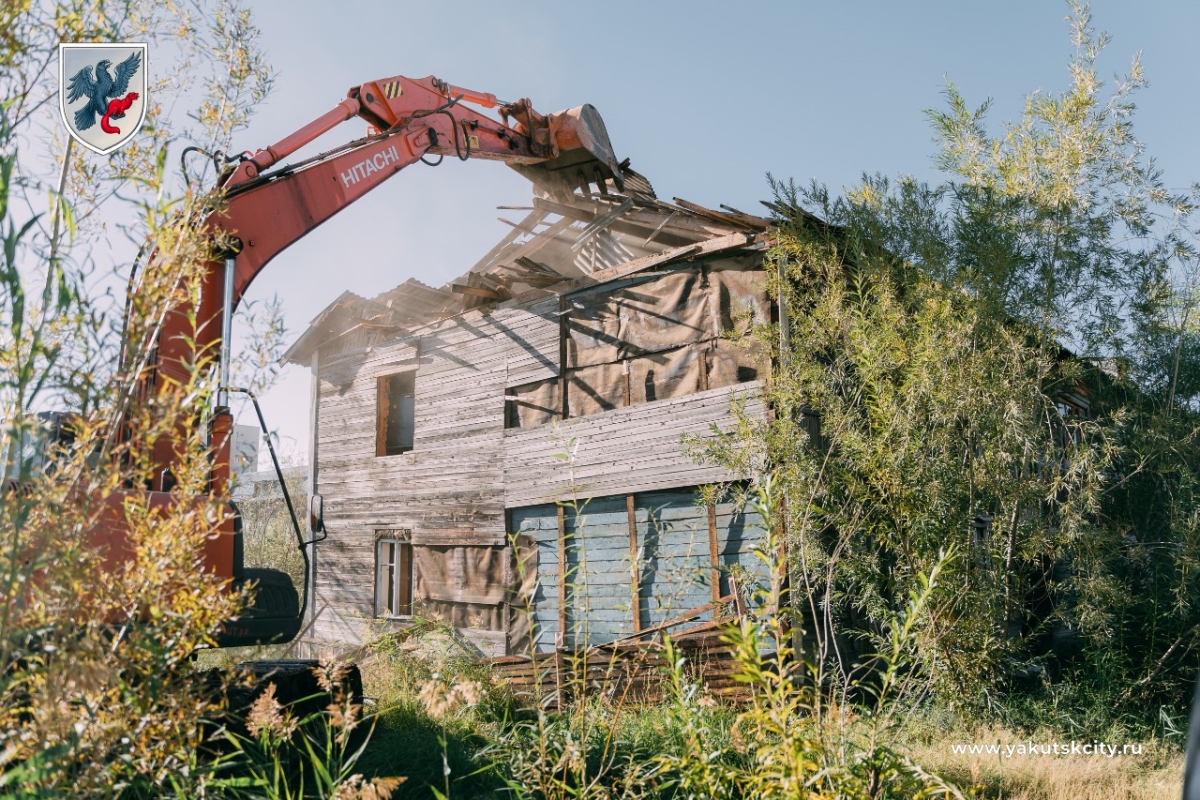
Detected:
[906,726,1184,799]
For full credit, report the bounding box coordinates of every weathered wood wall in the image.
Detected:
[306,261,769,655]
[504,383,764,507]
[513,486,768,652]
[310,298,558,650]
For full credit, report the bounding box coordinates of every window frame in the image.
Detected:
[376,369,416,457]
[374,530,414,618]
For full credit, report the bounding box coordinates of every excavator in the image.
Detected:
[100,74,629,685]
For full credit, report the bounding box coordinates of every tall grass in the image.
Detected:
[330,473,1186,799]
[341,481,974,799]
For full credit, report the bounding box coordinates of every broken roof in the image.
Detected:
[283,166,772,366]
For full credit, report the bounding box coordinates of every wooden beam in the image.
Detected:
[465,208,547,274]
[608,594,734,645]
[515,256,566,280]
[533,196,725,244]
[729,575,747,620]
[491,215,576,275]
[398,541,413,616]
[497,216,543,234]
[558,295,570,420]
[707,499,721,604]
[672,197,769,230]
[567,232,753,291]
[627,494,641,633]
[451,284,503,300]
[719,203,772,229]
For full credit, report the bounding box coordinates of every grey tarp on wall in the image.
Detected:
[628,343,706,405]
[509,376,561,429]
[414,545,510,605]
[707,338,768,387]
[713,260,772,333]
[505,535,538,654]
[408,543,526,637]
[567,360,628,417]
[564,263,763,367]
[406,539,538,651]
[510,260,771,425]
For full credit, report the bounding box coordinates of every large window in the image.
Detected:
[376,371,415,456]
[375,531,414,617]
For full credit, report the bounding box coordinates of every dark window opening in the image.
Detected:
[375,535,413,617]
[736,366,758,382]
[377,372,415,456]
[643,370,657,402]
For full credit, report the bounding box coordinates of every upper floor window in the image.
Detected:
[377,371,415,456]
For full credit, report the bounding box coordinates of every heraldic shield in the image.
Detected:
[59,42,147,156]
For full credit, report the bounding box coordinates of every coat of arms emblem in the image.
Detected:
[59,42,147,155]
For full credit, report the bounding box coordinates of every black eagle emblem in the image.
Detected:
[66,51,142,132]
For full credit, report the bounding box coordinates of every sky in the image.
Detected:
[227,0,1200,466]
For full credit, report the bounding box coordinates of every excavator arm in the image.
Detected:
[132,74,624,646]
[154,75,620,415]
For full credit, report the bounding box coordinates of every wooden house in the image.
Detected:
[283,169,776,656]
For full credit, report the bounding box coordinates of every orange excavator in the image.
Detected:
[116,74,628,650]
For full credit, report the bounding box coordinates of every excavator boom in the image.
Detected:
[127,74,625,647]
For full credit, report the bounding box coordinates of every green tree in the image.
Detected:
[0,2,278,794]
[700,1,1200,725]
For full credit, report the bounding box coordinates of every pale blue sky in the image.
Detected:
[233,1,1200,462]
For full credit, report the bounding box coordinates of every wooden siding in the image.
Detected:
[312,302,559,643]
[503,383,765,508]
[515,487,768,653]
[316,303,559,544]
[307,264,768,655]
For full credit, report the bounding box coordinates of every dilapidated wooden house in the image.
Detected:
[284,168,776,657]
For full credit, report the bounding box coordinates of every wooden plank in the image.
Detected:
[501,392,763,461]
[398,541,413,616]
[627,494,640,633]
[558,295,569,420]
[502,386,766,506]
[568,232,755,291]
[672,197,769,230]
[707,500,721,604]
[452,284,504,300]
[607,595,733,645]
[502,382,763,440]
[557,504,567,647]
[464,208,547,274]
[531,196,721,246]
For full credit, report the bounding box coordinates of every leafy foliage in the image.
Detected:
[691,1,1200,727]
[0,1,279,795]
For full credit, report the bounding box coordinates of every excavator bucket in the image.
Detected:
[514,103,633,199]
[548,105,623,187]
